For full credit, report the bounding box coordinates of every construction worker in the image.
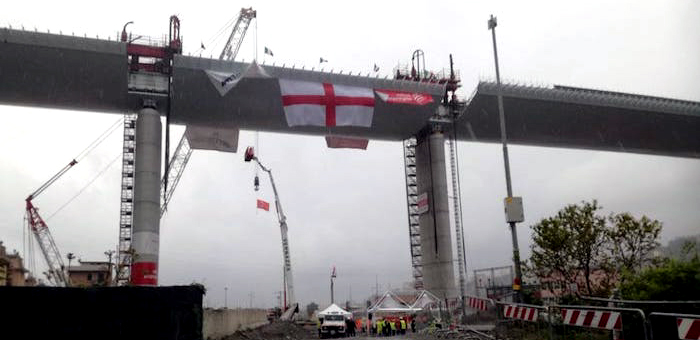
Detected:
[410,318,416,333]
[346,317,356,337]
[383,319,390,336]
[389,318,397,336]
[376,318,383,336]
[317,317,323,338]
[400,317,407,335]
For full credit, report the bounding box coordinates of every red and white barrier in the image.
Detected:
[503,305,538,322]
[677,318,700,339]
[561,309,622,331]
[467,297,490,311]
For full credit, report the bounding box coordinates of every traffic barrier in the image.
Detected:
[553,305,649,340]
[561,308,622,330]
[503,304,539,322]
[650,313,700,340]
[677,317,700,339]
[466,296,491,311]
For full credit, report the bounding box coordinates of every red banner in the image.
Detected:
[375,90,433,105]
[325,136,369,149]
[131,262,158,286]
[257,199,270,211]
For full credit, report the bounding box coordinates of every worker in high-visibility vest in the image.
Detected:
[389,318,397,336]
[376,318,383,336]
[317,317,323,338]
[400,318,407,335]
[386,318,391,336]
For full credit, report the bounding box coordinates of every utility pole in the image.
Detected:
[375,275,379,299]
[330,266,336,304]
[248,291,254,309]
[66,252,75,284]
[225,287,228,309]
[104,250,114,285]
[488,14,524,303]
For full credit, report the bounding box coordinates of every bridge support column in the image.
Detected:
[131,104,162,286]
[416,128,457,299]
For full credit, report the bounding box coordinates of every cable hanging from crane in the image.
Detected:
[73,117,123,162]
[23,117,125,286]
[46,153,122,221]
[199,15,239,55]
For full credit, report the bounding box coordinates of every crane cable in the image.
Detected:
[45,153,122,221]
[74,117,123,162]
[200,15,238,56]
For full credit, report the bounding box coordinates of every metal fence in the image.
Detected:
[649,312,700,340]
[481,301,700,340]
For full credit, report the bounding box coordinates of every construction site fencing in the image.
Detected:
[548,304,647,340]
[476,298,700,340]
[0,285,205,340]
[648,312,700,340]
[463,295,498,325]
[494,302,551,340]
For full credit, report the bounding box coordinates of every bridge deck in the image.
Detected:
[458,82,700,158]
[1,27,698,157]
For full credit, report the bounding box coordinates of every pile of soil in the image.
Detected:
[220,321,315,340]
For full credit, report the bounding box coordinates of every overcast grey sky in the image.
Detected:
[1,0,699,309]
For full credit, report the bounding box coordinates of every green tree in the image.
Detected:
[607,213,662,276]
[619,256,700,300]
[530,200,607,295]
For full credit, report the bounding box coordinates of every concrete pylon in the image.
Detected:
[131,105,162,286]
[416,129,457,299]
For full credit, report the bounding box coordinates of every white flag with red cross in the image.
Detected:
[279,79,375,127]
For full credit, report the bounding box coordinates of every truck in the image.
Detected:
[317,304,351,338]
[319,314,346,338]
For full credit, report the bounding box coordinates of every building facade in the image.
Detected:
[68,261,112,286]
[0,241,32,286]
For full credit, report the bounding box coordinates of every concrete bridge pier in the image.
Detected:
[130,103,162,286]
[415,127,457,299]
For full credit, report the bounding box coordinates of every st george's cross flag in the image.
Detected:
[279,79,375,127]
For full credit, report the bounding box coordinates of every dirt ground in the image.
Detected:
[219,321,316,340]
[217,321,418,340]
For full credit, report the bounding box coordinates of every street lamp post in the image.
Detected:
[488,14,524,303]
[225,287,228,309]
[66,252,75,285]
[104,250,114,285]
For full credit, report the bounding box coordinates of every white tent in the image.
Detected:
[318,303,352,317]
[368,291,420,313]
[410,290,443,310]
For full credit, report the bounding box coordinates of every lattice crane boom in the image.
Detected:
[160,133,193,216]
[25,159,77,287]
[219,7,256,61]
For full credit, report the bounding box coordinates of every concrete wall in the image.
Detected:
[203,308,268,340]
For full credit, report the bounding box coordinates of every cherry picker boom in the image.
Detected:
[244,147,296,313]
